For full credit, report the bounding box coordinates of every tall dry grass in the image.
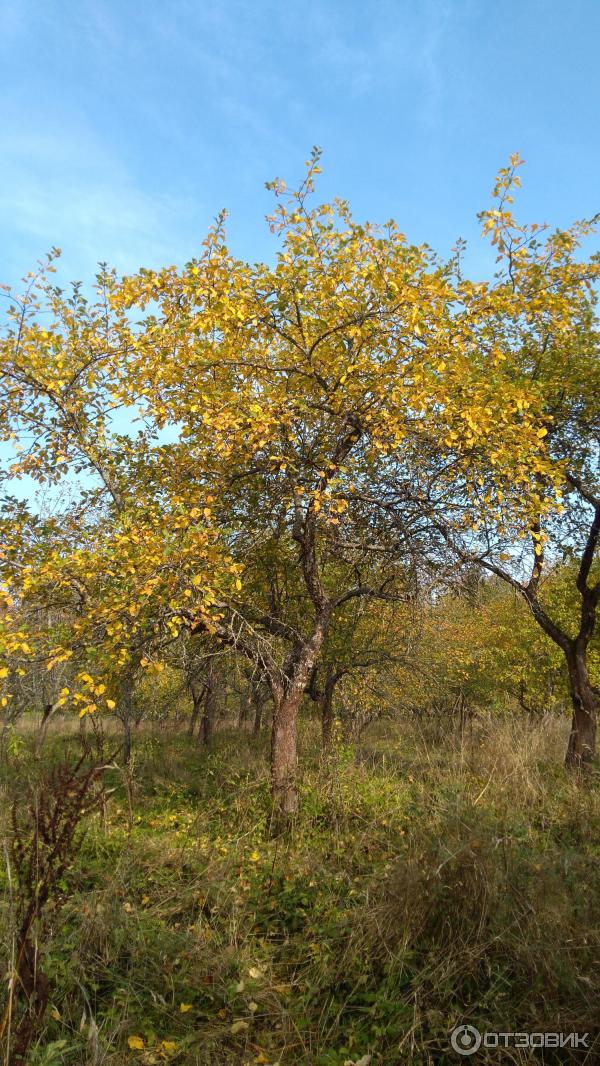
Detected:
[0,711,598,1064]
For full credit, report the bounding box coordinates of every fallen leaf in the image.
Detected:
[230,1020,249,1035]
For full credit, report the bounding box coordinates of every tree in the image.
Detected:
[4,151,594,822]
[112,151,487,821]
[306,595,416,748]
[0,265,240,751]
[396,157,600,765]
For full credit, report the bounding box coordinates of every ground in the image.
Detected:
[1,714,599,1065]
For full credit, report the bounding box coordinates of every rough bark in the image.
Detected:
[565,646,597,767]
[270,685,303,824]
[269,615,330,829]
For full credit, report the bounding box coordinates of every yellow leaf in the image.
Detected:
[127,1035,145,1050]
[249,851,260,862]
[179,1002,193,1012]
[106,699,116,710]
[230,1020,249,1035]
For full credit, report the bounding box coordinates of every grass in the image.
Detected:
[1,713,599,1065]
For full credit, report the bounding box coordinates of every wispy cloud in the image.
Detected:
[0,119,206,280]
[301,0,453,121]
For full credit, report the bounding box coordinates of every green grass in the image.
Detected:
[1,715,599,1064]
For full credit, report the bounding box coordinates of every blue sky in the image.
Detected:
[1,0,599,287]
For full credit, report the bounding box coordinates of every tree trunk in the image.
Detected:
[120,675,134,764]
[252,689,264,736]
[320,665,336,750]
[237,691,251,730]
[269,616,329,828]
[270,685,303,825]
[198,669,217,746]
[187,683,205,738]
[565,648,597,767]
[187,704,199,738]
[36,703,56,754]
[122,713,132,764]
[523,595,597,769]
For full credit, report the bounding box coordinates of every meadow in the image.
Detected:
[1,712,598,1065]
